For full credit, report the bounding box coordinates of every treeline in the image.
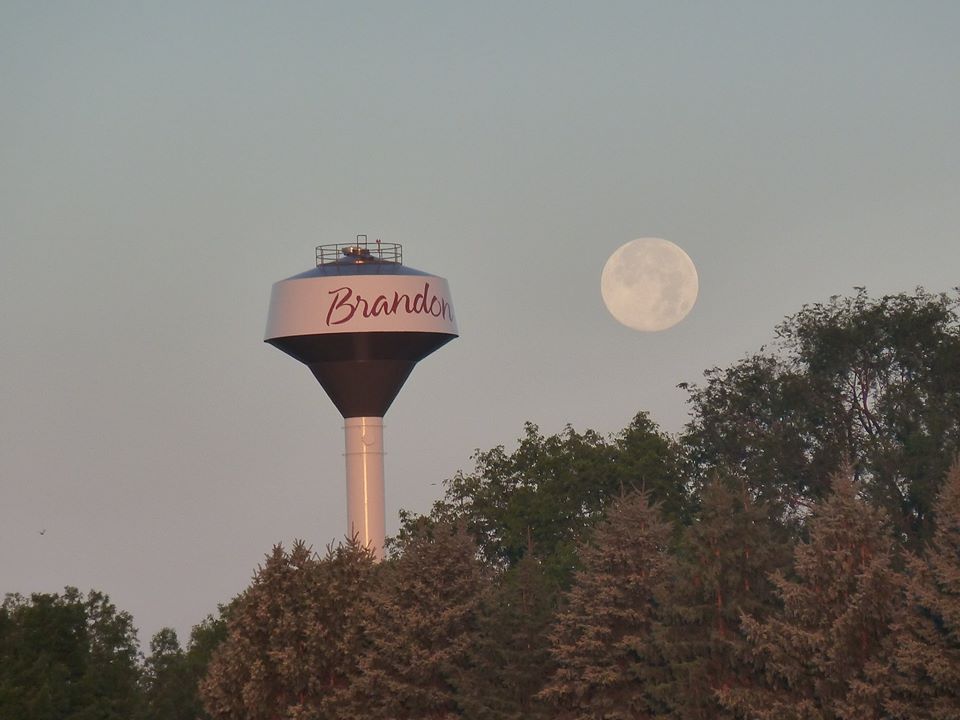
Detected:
[0,588,225,719]
[3,287,960,719]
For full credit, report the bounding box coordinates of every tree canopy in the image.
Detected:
[413,411,686,586]
[684,287,960,543]
[540,491,675,719]
[717,470,903,720]
[878,460,960,719]
[0,588,142,720]
[6,286,960,719]
[200,539,374,720]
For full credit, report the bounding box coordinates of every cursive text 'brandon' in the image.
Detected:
[325,283,454,326]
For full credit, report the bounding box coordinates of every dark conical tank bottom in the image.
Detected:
[265,330,456,417]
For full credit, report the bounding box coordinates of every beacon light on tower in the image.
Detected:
[264,236,458,559]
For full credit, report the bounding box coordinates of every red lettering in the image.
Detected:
[412,283,427,313]
[371,295,390,317]
[326,287,356,325]
[392,292,412,314]
[355,294,370,318]
[325,282,454,326]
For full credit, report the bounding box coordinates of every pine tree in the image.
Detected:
[539,491,674,719]
[655,478,790,719]
[457,551,557,720]
[350,522,489,720]
[199,539,374,720]
[716,470,902,720]
[876,461,960,719]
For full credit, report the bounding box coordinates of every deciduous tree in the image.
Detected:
[141,628,193,720]
[684,288,960,543]
[419,412,685,586]
[141,609,229,720]
[0,587,142,720]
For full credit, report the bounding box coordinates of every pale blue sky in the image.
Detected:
[2,2,958,644]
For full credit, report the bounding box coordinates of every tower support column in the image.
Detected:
[344,416,386,559]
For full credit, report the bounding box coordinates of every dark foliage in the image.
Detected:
[684,288,960,543]
[0,588,142,720]
[873,460,960,719]
[199,539,375,720]
[7,287,960,719]
[457,551,557,720]
[409,412,686,587]
[350,522,488,720]
[540,491,675,719]
[717,471,903,720]
[654,477,791,719]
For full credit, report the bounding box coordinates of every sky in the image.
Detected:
[2,1,958,647]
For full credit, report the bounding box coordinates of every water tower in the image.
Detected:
[265,236,457,559]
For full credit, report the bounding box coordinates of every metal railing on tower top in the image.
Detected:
[316,235,403,266]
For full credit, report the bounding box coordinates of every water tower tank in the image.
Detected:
[265,236,457,558]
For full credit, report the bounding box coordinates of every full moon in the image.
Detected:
[601,238,699,332]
